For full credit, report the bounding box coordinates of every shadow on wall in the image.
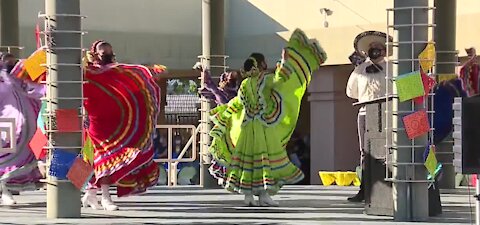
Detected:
[19,0,287,69]
[20,27,201,69]
[226,0,288,69]
[18,0,202,69]
[83,30,201,69]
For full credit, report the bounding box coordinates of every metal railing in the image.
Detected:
[0,118,16,153]
[154,124,200,186]
[0,46,24,54]
[197,54,229,186]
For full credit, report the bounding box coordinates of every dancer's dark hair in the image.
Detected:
[243,52,265,72]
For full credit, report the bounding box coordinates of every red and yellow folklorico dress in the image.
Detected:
[83,63,161,197]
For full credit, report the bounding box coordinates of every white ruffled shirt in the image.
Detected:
[346,59,388,115]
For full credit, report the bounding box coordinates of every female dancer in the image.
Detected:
[81,40,161,210]
[0,54,44,205]
[195,64,241,184]
[208,29,327,206]
[197,67,240,105]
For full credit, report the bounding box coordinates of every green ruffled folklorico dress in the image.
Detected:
[209,29,327,195]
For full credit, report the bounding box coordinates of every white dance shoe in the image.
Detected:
[101,185,118,211]
[81,189,101,210]
[1,191,16,206]
[244,194,258,207]
[259,192,279,207]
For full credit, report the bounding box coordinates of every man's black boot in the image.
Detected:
[348,173,364,202]
[347,187,364,202]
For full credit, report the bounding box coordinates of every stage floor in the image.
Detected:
[0,185,472,224]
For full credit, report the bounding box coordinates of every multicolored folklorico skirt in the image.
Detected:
[0,71,44,191]
[208,29,327,195]
[83,63,161,197]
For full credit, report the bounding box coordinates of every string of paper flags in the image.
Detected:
[22,46,93,190]
[394,42,439,180]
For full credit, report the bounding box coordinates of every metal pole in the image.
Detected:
[477,175,480,225]
[392,0,430,221]
[45,0,83,218]
[200,0,212,188]
[210,0,225,78]
[201,0,211,63]
[200,0,225,189]
[434,0,456,76]
[434,0,457,189]
[0,0,20,57]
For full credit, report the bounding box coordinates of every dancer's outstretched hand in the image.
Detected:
[192,61,204,72]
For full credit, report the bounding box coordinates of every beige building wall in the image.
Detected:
[226,0,390,67]
[227,0,480,67]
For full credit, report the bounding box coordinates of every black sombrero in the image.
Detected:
[354,31,393,56]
